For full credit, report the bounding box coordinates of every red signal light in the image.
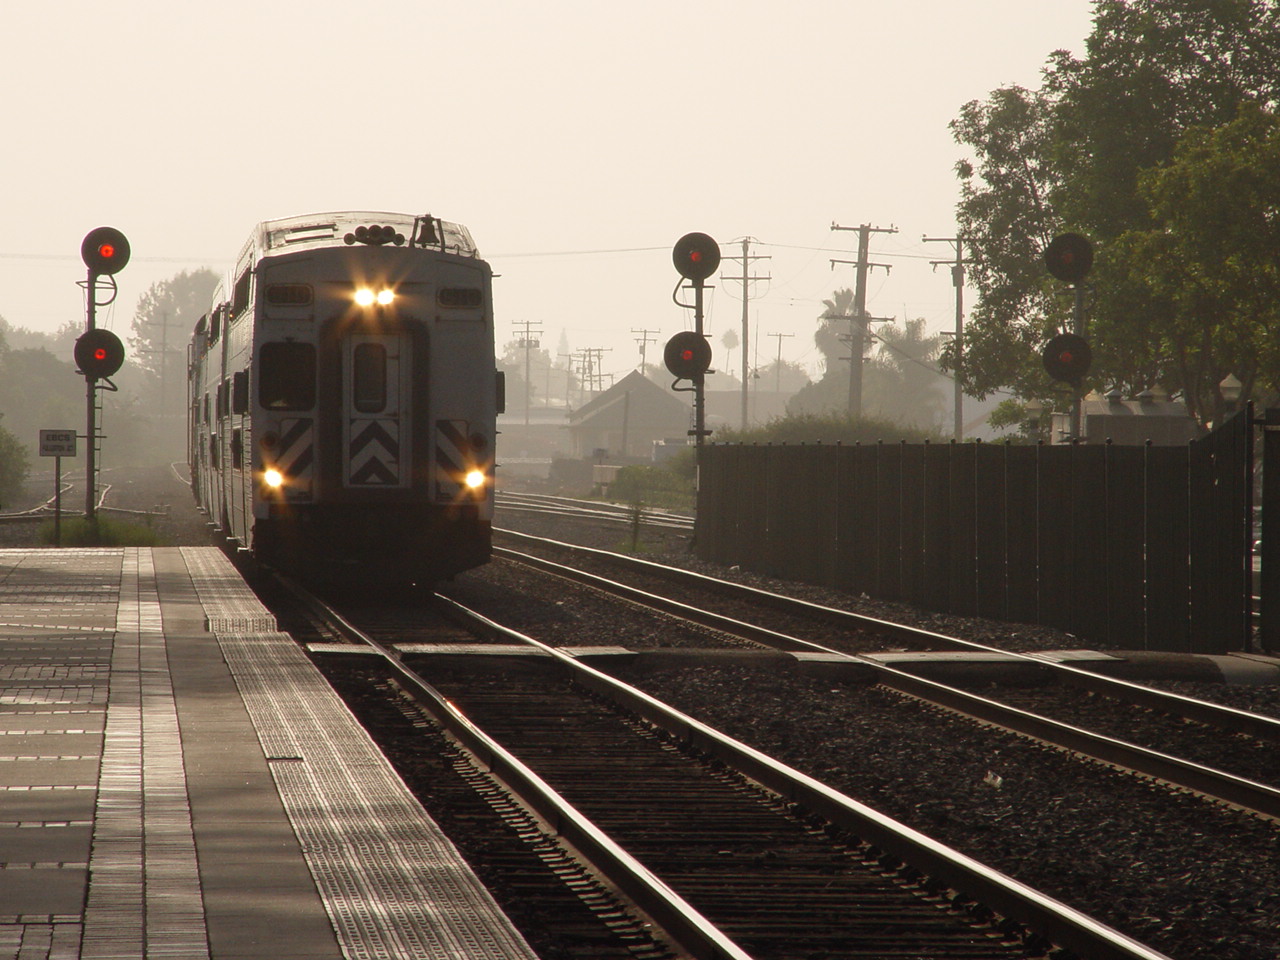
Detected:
[81,227,130,275]
[1044,233,1094,284]
[664,331,712,379]
[1041,333,1091,384]
[672,232,721,281]
[74,328,126,380]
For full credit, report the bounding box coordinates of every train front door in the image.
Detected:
[342,333,410,489]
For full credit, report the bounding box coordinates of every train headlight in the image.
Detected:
[464,469,486,491]
[354,287,395,307]
[263,468,285,489]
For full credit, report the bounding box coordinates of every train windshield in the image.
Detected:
[259,342,316,410]
[353,343,387,413]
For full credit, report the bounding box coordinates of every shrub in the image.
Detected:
[607,455,696,511]
[715,412,941,445]
[39,515,162,547]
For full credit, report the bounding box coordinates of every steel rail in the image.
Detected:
[431,593,1174,960]
[494,542,1280,821]
[495,493,695,531]
[279,578,753,960]
[494,528,1280,744]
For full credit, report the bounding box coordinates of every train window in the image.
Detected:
[231,268,252,318]
[352,343,387,413]
[231,429,243,471]
[266,283,313,306]
[259,342,316,410]
[438,287,482,308]
[232,371,249,415]
[209,310,221,344]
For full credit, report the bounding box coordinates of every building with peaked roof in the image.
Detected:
[567,371,693,459]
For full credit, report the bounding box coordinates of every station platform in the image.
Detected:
[0,547,536,960]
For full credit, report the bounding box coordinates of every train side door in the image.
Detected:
[342,333,410,489]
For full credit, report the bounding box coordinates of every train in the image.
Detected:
[188,211,502,586]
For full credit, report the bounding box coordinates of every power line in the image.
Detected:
[491,245,667,259]
[0,252,225,264]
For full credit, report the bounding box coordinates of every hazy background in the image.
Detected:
[0,0,1092,387]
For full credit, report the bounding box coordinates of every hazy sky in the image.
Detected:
[1,1,1094,386]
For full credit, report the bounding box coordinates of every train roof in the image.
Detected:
[243,212,480,262]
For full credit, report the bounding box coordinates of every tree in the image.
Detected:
[865,318,948,431]
[787,290,855,416]
[0,413,27,507]
[0,347,82,465]
[949,85,1062,400]
[129,269,220,412]
[498,338,559,412]
[1127,103,1280,420]
[786,294,943,423]
[755,358,810,395]
[720,328,739,376]
[1047,0,1280,237]
[950,0,1280,419]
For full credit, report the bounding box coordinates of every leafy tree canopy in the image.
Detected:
[788,291,948,430]
[716,412,940,445]
[129,269,220,407]
[951,0,1280,424]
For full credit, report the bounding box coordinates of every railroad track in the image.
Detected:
[491,529,1280,821]
[268,572,1172,960]
[494,491,695,532]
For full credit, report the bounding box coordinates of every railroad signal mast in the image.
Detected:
[1042,232,1094,440]
[668,232,719,447]
[78,227,130,522]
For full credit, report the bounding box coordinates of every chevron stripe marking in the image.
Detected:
[350,458,399,485]
[350,420,400,460]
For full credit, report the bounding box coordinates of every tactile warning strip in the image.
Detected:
[180,548,537,960]
[176,548,278,634]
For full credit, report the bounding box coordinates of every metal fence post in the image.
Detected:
[1261,409,1280,652]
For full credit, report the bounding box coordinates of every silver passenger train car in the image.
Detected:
[188,211,502,585]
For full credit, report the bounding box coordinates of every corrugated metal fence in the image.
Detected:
[695,408,1253,653]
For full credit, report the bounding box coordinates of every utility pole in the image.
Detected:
[720,238,771,430]
[558,353,575,409]
[631,328,659,372]
[573,348,611,400]
[923,235,968,441]
[143,311,171,416]
[137,311,181,417]
[831,222,897,417]
[514,319,543,425]
[767,332,794,394]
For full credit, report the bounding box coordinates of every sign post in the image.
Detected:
[39,430,77,547]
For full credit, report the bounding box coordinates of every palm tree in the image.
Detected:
[720,328,739,374]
